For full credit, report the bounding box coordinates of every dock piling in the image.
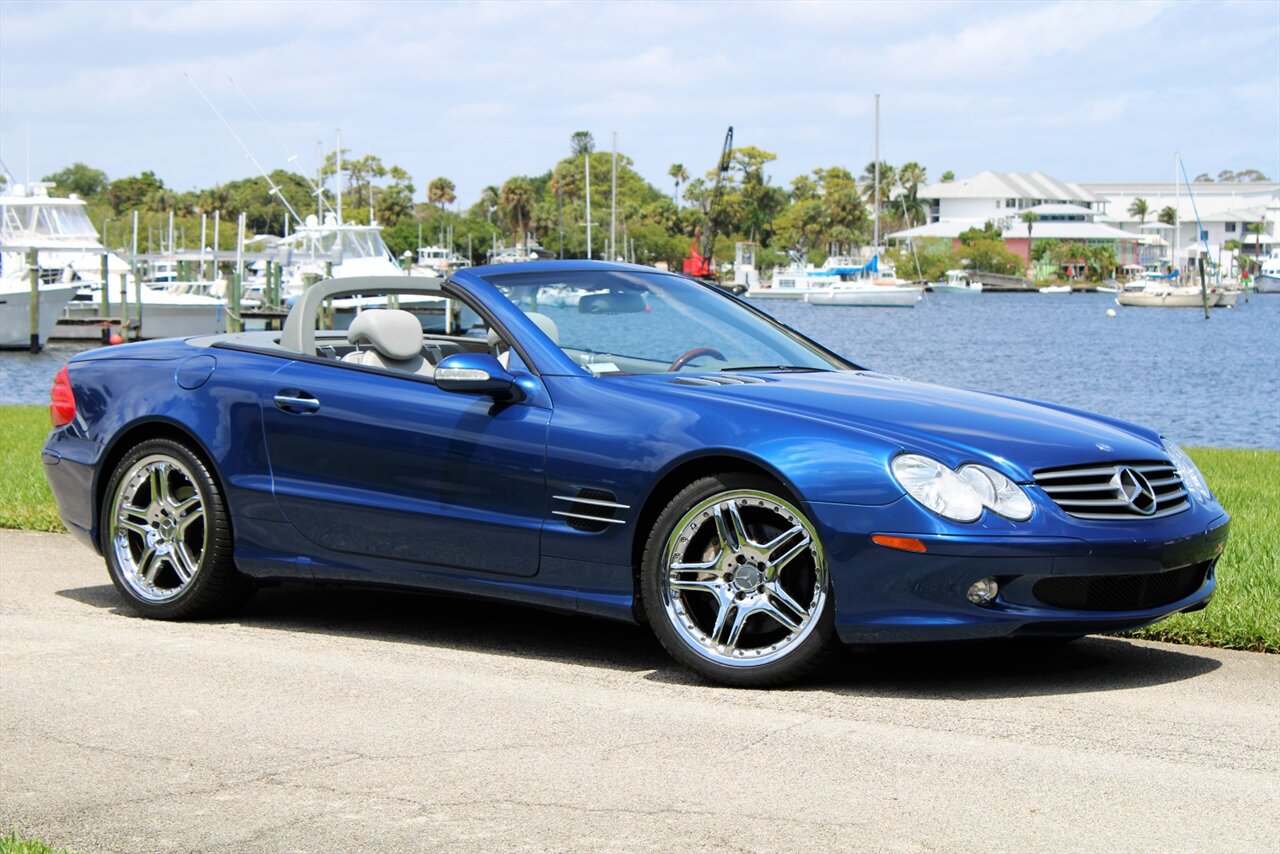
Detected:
[27,248,40,353]
[100,252,110,317]
[1198,257,1211,320]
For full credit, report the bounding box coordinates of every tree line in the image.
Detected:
[21,140,1272,275]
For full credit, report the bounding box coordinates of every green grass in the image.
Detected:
[0,405,1275,651]
[0,830,73,854]
[1129,447,1280,653]
[0,406,62,531]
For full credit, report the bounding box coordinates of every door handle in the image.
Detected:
[274,390,320,413]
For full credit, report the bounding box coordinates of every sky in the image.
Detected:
[1,0,1277,207]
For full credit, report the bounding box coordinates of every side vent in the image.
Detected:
[552,489,630,532]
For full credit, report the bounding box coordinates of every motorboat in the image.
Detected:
[272,214,404,291]
[1115,284,1211,308]
[1037,285,1072,294]
[1256,253,1280,293]
[930,270,983,294]
[805,282,922,307]
[415,244,472,278]
[749,253,901,300]
[1,182,99,347]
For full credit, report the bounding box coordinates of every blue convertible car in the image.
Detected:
[43,262,1228,685]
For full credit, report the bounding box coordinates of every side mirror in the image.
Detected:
[435,353,524,402]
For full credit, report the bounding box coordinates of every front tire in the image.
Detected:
[641,473,838,687]
[101,438,251,619]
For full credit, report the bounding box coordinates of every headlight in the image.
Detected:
[1162,439,1213,503]
[891,454,983,522]
[957,464,1034,521]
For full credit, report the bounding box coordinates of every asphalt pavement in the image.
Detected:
[2,529,1277,853]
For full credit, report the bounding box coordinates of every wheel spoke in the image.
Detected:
[670,577,721,595]
[176,505,204,535]
[765,530,812,580]
[116,518,150,537]
[139,547,161,584]
[724,604,751,649]
[149,466,172,507]
[767,581,811,623]
[171,493,200,515]
[171,544,198,583]
[709,597,736,644]
[760,598,803,633]
[670,556,719,573]
[712,503,740,552]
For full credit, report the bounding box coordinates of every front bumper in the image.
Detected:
[809,497,1229,644]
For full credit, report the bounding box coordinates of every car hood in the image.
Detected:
[649,370,1164,481]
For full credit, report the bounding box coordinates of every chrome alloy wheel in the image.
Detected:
[661,489,828,667]
[108,454,208,603]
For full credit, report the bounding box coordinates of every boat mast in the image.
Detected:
[1174,151,1180,276]
[873,94,880,249]
[336,129,343,225]
[610,131,617,261]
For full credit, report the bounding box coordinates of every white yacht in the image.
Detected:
[269,214,404,294]
[1,183,96,347]
[1256,253,1280,293]
[1,182,234,343]
[804,283,922,307]
[749,253,915,300]
[415,244,472,278]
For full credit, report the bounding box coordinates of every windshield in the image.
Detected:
[2,203,99,238]
[482,269,848,375]
[286,227,390,261]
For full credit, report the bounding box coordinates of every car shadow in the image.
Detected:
[57,582,1222,698]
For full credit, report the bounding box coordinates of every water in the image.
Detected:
[2,293,1277,449]
[760,292,1280,450]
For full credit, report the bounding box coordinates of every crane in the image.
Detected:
[681,126,734,282]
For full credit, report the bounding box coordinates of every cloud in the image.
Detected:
[1,0,1276,202]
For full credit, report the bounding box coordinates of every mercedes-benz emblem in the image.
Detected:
[1111,466,1158,515]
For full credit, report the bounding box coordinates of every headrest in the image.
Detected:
[487,311,561,347]
[347,309,423,361]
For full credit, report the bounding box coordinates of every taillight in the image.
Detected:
[51,365,76,427]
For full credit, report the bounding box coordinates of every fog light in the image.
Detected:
[967,577,999,605]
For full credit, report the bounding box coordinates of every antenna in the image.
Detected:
[184,73,303,227]
[228,76,333,216]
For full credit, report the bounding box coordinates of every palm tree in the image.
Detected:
[861,161,896,217]
[668,163,688,209]
[1128,197,1149,225]
[1245,221,1267,271]
[499,177,533,242]
[1158,206,1177,226]
[478,185,500,223]
[1021,211,1039,275]
[570,131,595,156]
[427,177,456,210]
[898,161,927,226]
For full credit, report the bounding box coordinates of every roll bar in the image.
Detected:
[280,275,447,355]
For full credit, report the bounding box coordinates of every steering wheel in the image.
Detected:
[668,347,727,372]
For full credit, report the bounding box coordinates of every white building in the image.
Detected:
[1082,180,1279,271]
[893,170,1279,275]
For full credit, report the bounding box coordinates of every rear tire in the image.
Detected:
[640,473,838,687]
[100,438,252,619]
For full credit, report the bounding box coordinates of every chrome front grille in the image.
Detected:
[1033,460,1189,520]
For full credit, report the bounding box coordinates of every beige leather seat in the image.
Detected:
[487,312,559,368]
[341,309,434,376]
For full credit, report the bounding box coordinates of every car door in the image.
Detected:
[261,358,550,577]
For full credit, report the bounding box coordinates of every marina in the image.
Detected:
[4,290,1276,450]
